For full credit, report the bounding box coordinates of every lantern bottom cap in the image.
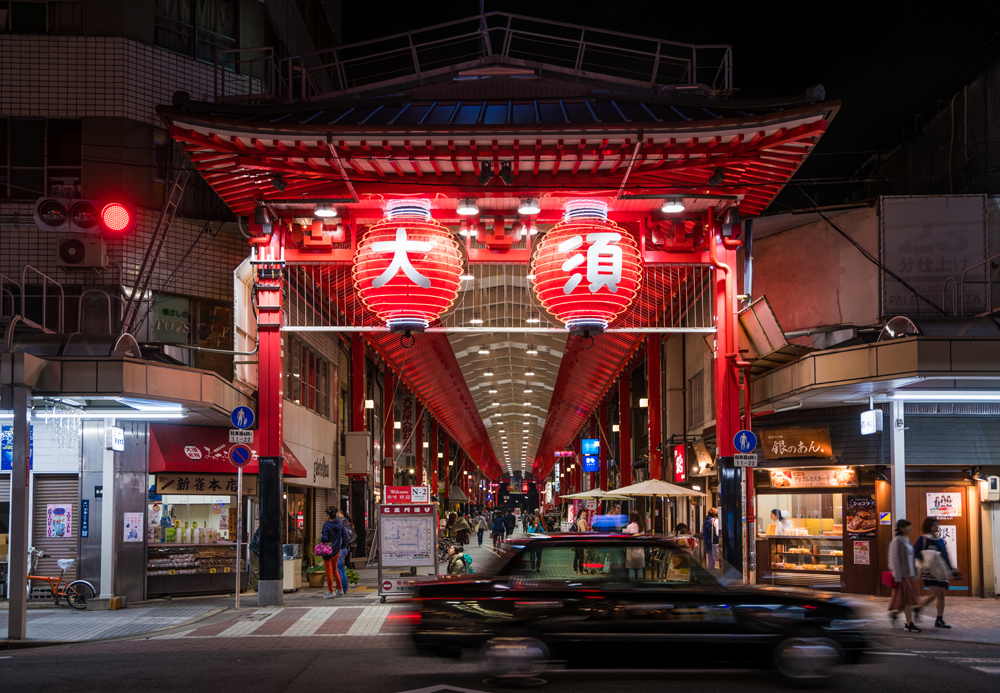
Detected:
[565,319,607,335]
[387,317,429,333]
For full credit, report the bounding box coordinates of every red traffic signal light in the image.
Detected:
[33,198,136,235]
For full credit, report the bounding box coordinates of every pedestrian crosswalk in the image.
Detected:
[904,651,1000,677]
[154,604,405,639]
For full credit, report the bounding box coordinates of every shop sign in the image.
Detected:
[385,486,430,503]
[692,439,713,470]
[853,540,870,565]
[860,409,883,435]
[927,492,962,518]
[845,495,877,537]
[156,473,257,496]
[768,468,858,488]
[81,499,89,538]
[673,444,687,483]
[151,296,191,343]
[761,427,833,459]
[937,524,959,566]
[582,438,599,472]
[554,451,574,457]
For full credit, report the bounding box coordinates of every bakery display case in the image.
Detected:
[768,537,844,573]
[146,544,247,597]
[756,491,845,589]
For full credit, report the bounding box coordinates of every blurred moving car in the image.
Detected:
[411,534,867,685]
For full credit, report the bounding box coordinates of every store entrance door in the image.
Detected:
[905,486,971,596]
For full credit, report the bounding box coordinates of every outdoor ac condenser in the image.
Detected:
[56,235,107,268]
[344,431,373,476]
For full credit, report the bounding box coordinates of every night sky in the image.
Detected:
[343,1,1000,210]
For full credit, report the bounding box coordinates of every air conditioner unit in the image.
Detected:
[56,235,107,268]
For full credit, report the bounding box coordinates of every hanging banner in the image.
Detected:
[926,492,962,518]
[46,504,72,538]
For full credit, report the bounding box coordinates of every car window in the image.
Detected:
[509,544,629,582]
[640,545,719,589]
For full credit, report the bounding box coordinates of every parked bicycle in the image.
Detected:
[27,547,96,610]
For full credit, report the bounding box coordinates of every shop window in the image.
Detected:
[0,1,82,33]
[154,0,237,63]
[687,371,704,428]
[0,118,81,200]
[284,336,331,420]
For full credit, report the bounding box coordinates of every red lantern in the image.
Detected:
[531,200,642,333]
[353,199,463,331]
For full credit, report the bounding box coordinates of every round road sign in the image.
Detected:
[230,406,255,430]
[230,444,252,468]
[382,580,392,591]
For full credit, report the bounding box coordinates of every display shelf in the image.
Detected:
[767,536,844,574]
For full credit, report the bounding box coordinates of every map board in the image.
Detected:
[378,504,437,567]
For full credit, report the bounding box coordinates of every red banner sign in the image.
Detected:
[384,486,430,503]
[673,444,687,483]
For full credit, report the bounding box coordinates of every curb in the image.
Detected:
[0,606,230,651]
[868,630,1000,646]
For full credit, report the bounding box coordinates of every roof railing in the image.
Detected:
[213,12,733,104]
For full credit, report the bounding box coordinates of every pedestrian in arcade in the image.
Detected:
[913,516,962,628]
[336,509,355,595]
[447,544,469,575]
[703,507,720,570]
[888,518,922,632]
[320,507,346,598]
[623,510,646,579]
[474,511,488,545]
[572,508,590,573]
[491,512,506,548]
[452,512,471,545]
[504,509,517,537]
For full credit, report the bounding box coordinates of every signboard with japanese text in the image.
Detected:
[46,504,72,538]
[384,486,430,504]
[927,492,962,518]
[378,504,436,567]
[155,473,257,496]
[937,524,959,567]
[880,195,987,316]
[846,495,877,537]
[768,468,858,489]
[1,424,33,471]
[761,427,833,459]
[673,444,687,483]
[853,540,870,565]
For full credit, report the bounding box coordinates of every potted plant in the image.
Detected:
[305,556,326,588]
[346,567,360,587]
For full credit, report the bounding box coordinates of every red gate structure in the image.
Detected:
[160,13,837,600]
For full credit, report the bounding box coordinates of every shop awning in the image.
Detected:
[149,424,308,478]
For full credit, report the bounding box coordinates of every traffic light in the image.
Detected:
[33,198,137,235]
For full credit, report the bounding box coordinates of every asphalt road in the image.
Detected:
[1,635,999,693]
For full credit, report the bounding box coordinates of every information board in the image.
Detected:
[378,504,436,567]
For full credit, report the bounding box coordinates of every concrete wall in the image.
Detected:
[752,207,881,335]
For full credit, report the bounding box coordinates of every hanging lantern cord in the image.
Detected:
[400,331,416,349]
[580,334,595,350]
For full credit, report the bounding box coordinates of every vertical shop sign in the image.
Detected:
[46,504,72,538]
[81,500,89,538]
[937,525,959,567]
[845,495,877,538]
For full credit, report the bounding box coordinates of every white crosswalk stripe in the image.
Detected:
[346,605,393,636]
[151,605,403,639]
[283,607,338,637]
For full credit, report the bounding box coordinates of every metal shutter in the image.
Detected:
[314,489,333,541]
[0,475,9,503]
[32,475,80,588]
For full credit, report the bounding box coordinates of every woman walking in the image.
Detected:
[914,517,961,628]
[623,510,646,579]
[491,511,505,549]
[572,508,590,573]
[474,511,488,546]
[320,507,346,598]
[888,519,922,632]
[452,512,471,545]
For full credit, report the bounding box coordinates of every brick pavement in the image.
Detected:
[853,595,1000,645]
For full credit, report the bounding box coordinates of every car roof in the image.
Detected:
[507,533,687,545]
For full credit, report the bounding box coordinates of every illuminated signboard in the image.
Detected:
[581,438,599,472]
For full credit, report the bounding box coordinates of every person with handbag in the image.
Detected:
[452,512,471,545]
[623,510,646,579]
[336,510,356,595]
[318,507,345,598]
[888,518,921,632]
[914,516,961,629]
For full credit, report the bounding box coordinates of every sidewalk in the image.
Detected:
[850,594,1000,645]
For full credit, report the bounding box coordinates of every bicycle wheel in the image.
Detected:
[65,581,96,610]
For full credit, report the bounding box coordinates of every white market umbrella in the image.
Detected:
[614,479,706,497]
[560,489,622,500]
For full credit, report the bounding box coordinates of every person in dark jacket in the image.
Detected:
[491,512,506,548]
[504,510,517,537]
[320,507,347,598]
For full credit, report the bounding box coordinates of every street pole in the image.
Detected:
[235,465,242,610]
[6,386,30,640]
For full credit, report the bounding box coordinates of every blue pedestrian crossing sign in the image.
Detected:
[733,430,757,454]
[230,406,255,430]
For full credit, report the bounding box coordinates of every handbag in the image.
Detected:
[881,570,898,588]
[314,541,334,558]
[915,543,950,581]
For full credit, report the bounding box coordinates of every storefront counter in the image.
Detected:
[146,544,246,597]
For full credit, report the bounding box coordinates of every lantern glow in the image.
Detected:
[531,200,641,334]
[353,199,463,332]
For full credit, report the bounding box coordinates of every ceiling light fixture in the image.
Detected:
[526,312,540,324]
[661,198,685,213]
[271,174,287,192]
[524,369,535,376]
[524,389,533,394]
[526,344,538,355]
[708,167,726,186]
[478,162,494,186]
[393,421,401,429]
[470,313,484,325]
[456,198,479,215]
[498,161,514,186]
[314,203,337,217]
[460,266,475,281]
[518,198,540,215]
[612,423,620,432]
[488,385,498,394]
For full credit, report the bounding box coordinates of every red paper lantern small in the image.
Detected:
[353,200,463,331]
[532,200,642,333]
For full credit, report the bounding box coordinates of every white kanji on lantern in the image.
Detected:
[557,232,624,294]
[371,227,432,288]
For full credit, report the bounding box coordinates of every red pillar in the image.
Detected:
[647,336,662,480]
[415,401,424,486]
[383,369,394,491]
[351,334,365,432]
[619,373,632,487]
[599,399,609,491]
[430,420,438,499]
